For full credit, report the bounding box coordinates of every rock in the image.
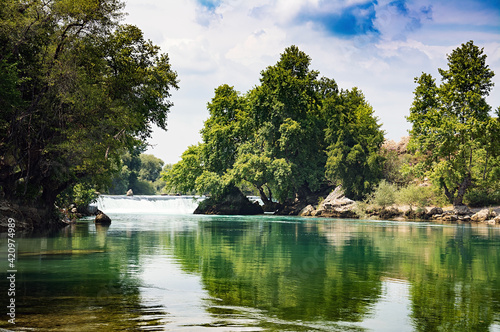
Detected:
[442,214,458,222]
[454,205,472,216]
[315,186,357,218]
[299,205,315,217]
[1,199,67,231]
[486,216,500,224]
[320,186,355,210]
[126,189,134,196]
[427,207,443,218]
[471,209,496,222]
[95,210,111,225]
[194,186,263,215]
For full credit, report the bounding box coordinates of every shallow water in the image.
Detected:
[1,214,500,331]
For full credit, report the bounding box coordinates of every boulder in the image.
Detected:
[471,209,497,222]
[95,210,111,225]
[194,186,263,215]
[299,205,315,217]
[126,189,134,196]
[315,186,357,218]
[442,214,458,222]
[320,186,355,210]
[486,216,500,225]
[427,207,443,218]
[454,205,472,216]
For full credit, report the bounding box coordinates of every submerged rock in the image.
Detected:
[194,186,263,215]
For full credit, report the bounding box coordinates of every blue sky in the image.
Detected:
[124,0,500,164]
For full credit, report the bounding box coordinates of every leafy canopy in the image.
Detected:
[407,40,499,206]
[0,0,178,209]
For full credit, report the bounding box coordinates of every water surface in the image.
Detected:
[1,213,499,331]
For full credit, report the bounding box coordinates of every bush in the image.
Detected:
[397,184,430,211]
[368,180,397,208]
[465,188,500,207]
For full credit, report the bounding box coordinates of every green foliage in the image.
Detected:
[396,184,433,211]
[138,154,164,182]
[56,183,98,210]
[0,0,178,209]
[380,137,420,186]
[167,46,385,208]
[367,180,397,209]
[325,88,385,200]
[465,188,500,207]
[407,41,499,206]
[162,145,203,194]
[107,152,164,195]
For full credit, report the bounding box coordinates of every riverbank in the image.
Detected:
[297,187,500,224]
[0,199,67,232]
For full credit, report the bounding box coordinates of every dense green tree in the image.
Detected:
[325,88,385,200]
[0,0,178,217]
[240,46,328,204]
[108,152,164,195]
[165,46,384,210]
[162,145,204,194]
[408,41,499,206]
[138,154,164,182]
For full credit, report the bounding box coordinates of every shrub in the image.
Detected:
[397,184,429,211]
[368,180,397,208]
[465,188,500,207]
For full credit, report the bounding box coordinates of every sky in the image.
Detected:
[122,0,500,164]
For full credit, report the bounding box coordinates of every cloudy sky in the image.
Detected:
[123,0,500,164]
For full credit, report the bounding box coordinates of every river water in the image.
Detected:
[1,196,499,331]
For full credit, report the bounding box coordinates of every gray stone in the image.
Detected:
[427,207,443,217]
[299,205,315,217]
[471,209,496,222]
[454,205,472,216]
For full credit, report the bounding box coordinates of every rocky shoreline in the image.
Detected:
[298,186,500,224]
[2,188,499,232]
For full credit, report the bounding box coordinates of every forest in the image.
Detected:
[1,0,499,226]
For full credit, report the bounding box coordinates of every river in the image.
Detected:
[1,196,499,331]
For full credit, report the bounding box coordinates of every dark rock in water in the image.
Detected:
[95,209,111,225]
[194,186,263,215]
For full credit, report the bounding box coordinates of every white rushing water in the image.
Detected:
[92,195,203,214]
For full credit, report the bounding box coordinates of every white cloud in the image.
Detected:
[122,0,500,163]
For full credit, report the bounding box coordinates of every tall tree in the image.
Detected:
[0,0,178,219]
[243,46,327,203]
[324,88,385,200]
[408,41,499,206]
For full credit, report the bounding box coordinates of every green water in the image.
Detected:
[1,214,500,331]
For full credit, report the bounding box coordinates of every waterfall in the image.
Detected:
[91,195,203,215]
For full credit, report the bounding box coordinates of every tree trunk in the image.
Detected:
[257,186,271,206]
[453,174,472,207]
